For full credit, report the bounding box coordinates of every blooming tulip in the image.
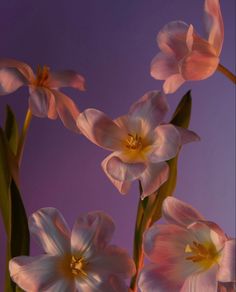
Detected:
[9,208,135,292]
[151,0,224,94]
[77,91,199,198]
[138,197,235,291]
[0,59,86,131]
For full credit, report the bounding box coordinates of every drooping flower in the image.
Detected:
[0,59,86,131]
[9,208,135,292]
[138,197,235,291]
[151,0,224,94]
[76,91,199,198]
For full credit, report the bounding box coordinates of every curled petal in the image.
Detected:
[52,90,80,132]
[48,70,86,91]
[181,50,219,80]
[140,161,169,199]
[9,255,61,292]
[149,124,181,163]
[101,154,132,195]
[106,155,146,181]
[217,239,236,283]
[0,68,26,95]
[29,87,57,119]
[163,73,185,94]
[204,0,224,55]
[77,109,126,151]
[29,208,71,255]
[129,91,169,128]
[162,197,205,227]
[71,211,115,258]
[175,126,200,144]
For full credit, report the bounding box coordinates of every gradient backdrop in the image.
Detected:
[0,0,235,289]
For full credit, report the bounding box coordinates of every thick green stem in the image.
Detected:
[16,109,32,165]
[217,63,236,84]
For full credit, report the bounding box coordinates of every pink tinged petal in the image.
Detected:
[43,279,76,292]
[157,21,190,59]
[149,124,181,163]
[29,208,71,255]
[175,126,200,144]
[186,25,194,51]
[181,50,219,80]
[77,108,126,151]
[129,91,169,128]
[204,0,224,55]
[48,70,86,91]
[138,264,183,292]
[163,73,185,94]
[162,197,205,227]
[139,161,169,199]
[89,245,136,279]
[71,211,115,258]
[29,87,57,119]
[217,239,236,283]
[0,58,34,82]
[106,155,146,181]
[150,52,179,80]
[181,265,218,292]
[0,68,26,95]
[9,255,62,292]
[101,154,132,195]
[52,90,80,132]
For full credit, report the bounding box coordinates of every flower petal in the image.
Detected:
[162,197,205,227]
[163,73,185,94]
[138,264,182,292]
[204,0,224,55]
[181,265,218,292]
[48,70,86,91]
[129,91,169,128]
[181,50,219,80]
[175,126,200,144]
[106,155,146,182]
[51,90,80,132]
[157,21,190,59]
[217,239,236,283]
[149,124,181,163]
[90,245,135,278]
[29,87,58,119]
[150,52,179,80]
[139,161,169,199]
[0,68,26,95]
[9,255,62,292]
[29,208,71,255]
[43,279,76,292]
[77,108,126,151]
[71,211,115,258]
[101,154,132,194]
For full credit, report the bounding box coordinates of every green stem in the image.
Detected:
[217,63,236,84]
[16,109,32,165]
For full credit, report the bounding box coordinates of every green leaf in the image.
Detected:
[4,105,19,156]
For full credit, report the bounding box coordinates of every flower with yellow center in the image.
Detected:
[138,197,235,292]
[9,208,135,291]
[77,91,199,198]
[0,58,86,132]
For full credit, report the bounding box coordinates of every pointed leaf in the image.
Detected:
[4,105,19,155]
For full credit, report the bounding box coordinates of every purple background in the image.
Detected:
[0,0,235,289]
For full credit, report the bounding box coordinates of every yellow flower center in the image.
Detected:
[185,241,219,269]
[32,65,50,87]
[70,256,87,277]
[126,133,143,150]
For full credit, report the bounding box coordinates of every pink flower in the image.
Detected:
[138,197,235,292]
[0,59,86,131]
[9,208,135,292]
[151,0,224,94]
[76,91,199,198]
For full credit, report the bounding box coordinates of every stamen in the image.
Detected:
[126,133,142,150]
[33,65,50,87]
[70,256,87,277]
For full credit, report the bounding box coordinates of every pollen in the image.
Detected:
[32,65,50,87]
[126,133,143,150]
[70,256,87,277]
[185,241,219,269]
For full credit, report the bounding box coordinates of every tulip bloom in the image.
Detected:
[0,59,86,131]
[9,208,135,291]
[138,197,235,291]
[77,91,199,198]
[151,0,224,94]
